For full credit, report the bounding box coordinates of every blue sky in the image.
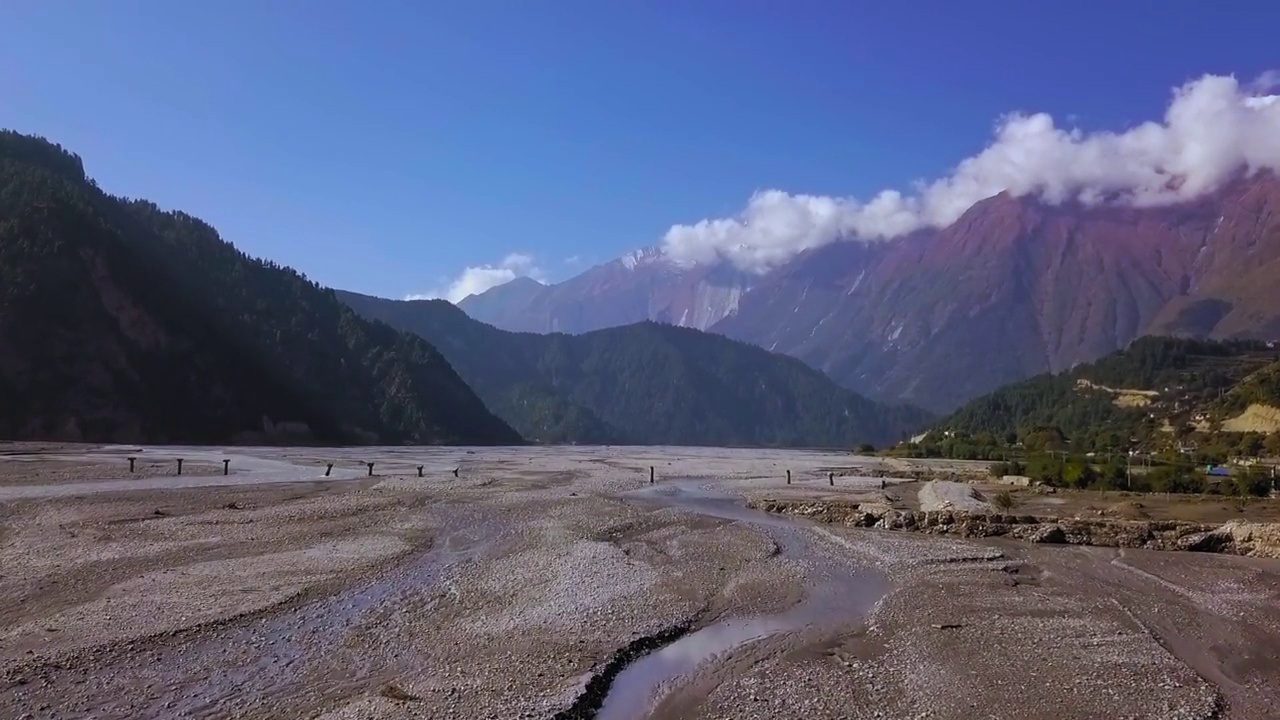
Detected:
[2,1,1277,299]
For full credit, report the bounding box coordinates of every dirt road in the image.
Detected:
[1,445,1278,718]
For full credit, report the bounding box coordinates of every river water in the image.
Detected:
[598,481,887,720]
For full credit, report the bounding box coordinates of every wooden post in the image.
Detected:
[417,465,424,478]
[176,458,184,475]
[366,462,375,477]
[650,466,655,484]
[325,463,333,477]
[128,457,136,473]
[222,459,230,476]
[786,469,791,485]
[828,472,834,486]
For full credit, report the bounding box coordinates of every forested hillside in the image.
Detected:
[1215,360,1280,416]
[933,337,1280,453]
[339,291,930,447]
[0,131,521,445]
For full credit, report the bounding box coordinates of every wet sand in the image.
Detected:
[2,445,1279,719]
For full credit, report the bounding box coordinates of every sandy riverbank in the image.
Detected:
[2,445,1278,719]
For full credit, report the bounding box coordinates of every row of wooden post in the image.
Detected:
[352,462,457,478]
[785,470,834,485]
[646,466,836,485]
[127,456,229,475]
[125,459,847,486]
[126,458,446,478]
[327,462,455,478]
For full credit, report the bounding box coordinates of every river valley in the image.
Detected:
[2,445,1280,719]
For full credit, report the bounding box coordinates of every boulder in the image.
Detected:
[1028,524,1066,544]
[1220,521,1280,559]
[1176,531,1233,553]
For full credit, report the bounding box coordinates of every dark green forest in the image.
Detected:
[0,130,521,445]
[339,292,931,447]
[932,336,1280,453]
[886,338,1280,496]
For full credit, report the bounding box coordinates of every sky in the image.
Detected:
[2,2,1278,301]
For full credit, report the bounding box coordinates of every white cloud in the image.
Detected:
[661,73,1280,273]
[1249,69,1280,94]
[406,253,544,303]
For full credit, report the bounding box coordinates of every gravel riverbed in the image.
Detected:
[2,445,1279,719]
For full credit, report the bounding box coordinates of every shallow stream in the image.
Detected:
[597,481,887,720]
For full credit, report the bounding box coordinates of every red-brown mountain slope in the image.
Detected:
[714,174,1280,411]
[460,174,1280,413]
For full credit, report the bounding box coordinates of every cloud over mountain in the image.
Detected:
[407,253,544,303]
[662,73,1280,273]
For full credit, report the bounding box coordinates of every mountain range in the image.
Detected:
[0,131,520,445]
[6,127,1279,449]
[460,174,1280,413]
[338,291,927,448]
[0,129,922,448]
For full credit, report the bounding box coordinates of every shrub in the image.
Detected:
[992,490,1016,511]
[1063,462,1099,490]
[1232,474,1272,498]
[1148,466,1206,494]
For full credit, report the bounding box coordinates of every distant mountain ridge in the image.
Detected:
[453,276,547,330]
[340,291,930,448]
[0,130,520,445]
[460,174,1280,413]
[457,246,751,334]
